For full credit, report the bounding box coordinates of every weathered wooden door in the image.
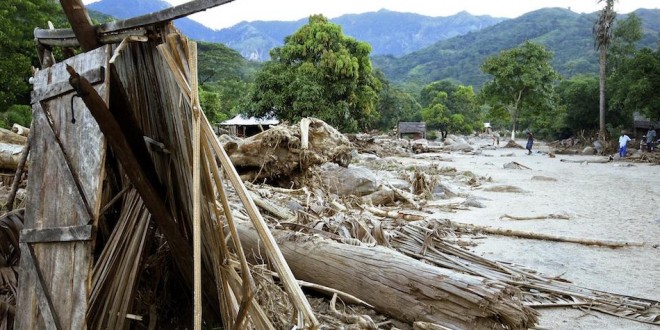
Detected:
[15,46,108,329]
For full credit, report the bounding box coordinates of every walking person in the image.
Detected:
[618,131,631,158]
[525,131,534,155]
[646,125,656,152]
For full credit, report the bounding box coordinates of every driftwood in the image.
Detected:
[11,124,30,137]
[500,214,569,221]
[560,157,612,164]
[224,118,353,182]
[236,222,538,330]
[451,222,643,248]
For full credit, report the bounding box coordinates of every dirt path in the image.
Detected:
[424,139,660,329]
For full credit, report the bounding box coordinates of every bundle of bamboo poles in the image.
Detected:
[84,29,318,328]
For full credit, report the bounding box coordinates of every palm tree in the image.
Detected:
[593,0,616,141]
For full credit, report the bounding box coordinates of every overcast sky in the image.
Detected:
[84,0,660,30]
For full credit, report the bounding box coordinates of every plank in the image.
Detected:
[20,243,61,330]
[30,66,105,104]
[35,0,235,40]
[20,225,93,243]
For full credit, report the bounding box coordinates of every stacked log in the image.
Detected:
[0,128,29,171]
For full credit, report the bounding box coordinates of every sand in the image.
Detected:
[409,138,660,329]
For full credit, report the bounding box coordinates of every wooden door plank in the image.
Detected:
[20,225,93,243]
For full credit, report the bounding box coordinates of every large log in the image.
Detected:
[0,143,26,171]
[236,223,538,330]
[0,128,27,145]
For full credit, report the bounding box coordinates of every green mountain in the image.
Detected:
[86,0,505,61]
[372,8,660,88]
[216,9,506,60]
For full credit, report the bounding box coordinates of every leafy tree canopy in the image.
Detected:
[374,73,421,131]
[420,80,480,136]
[481,41,560,139]
[609,47,660,121]
[0,0,65,115]
[245,15,381,132]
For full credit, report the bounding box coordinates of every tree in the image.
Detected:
[419,80,481,137]
[609,48,660,122]
[0,0,64,115]
[480,41,559,140]
[246,15,381,132]
[557,75,600,132]
[375,77,421,131]
[593,0,616,140]
[609,13,642,73]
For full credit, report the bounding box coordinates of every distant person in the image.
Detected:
[618,131,631,158]
[525,131,534,155]
[646,125,656,152]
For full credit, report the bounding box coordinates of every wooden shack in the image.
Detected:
[633,112,659,139]
[397,121,427,140]
[17,1,318,329]
[220,114,279,137]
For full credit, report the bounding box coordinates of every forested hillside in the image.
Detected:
[373,8,660,89]
[216,9,505,60]
[87,0,505,61]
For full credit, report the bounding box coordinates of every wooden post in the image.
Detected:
[189,41,203,330]
[58,0,99,51]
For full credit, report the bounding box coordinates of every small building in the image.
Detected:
[398,122,427,140]
[219,114,279,137]
[633,112,659,139]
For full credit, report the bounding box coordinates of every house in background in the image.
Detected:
[397,122,427,140]
[633,112,659,139]
[219,114,279,137]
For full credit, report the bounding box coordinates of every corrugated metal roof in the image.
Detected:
[220,114,279,126]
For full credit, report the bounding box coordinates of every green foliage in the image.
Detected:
[372,8,660,89]
[0,0,65,112]
[374,76,421,131]
[557,75,600,132]
[609,13,643,72]
[246,15,381,132]
[481,41,560,138]
[3,105,31,129]
[609,48,660,121]
[419,80,480,134]
[195,41,260,124]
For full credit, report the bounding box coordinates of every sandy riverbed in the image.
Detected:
[403,138,660,329]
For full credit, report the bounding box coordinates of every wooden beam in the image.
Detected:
[36,28,148,48]
[64,64,195,287]
[31,66,105,104]
[59,0,99,51]
[36,0,235,44]
[20,225,93,243]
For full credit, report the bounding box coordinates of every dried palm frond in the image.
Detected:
[0,209,23,330]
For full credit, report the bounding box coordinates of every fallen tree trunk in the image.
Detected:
[451,222,644,248]
[236,223,538,330]
[0,128,27,145]
[223,118,353,182]
[0,143,26,171]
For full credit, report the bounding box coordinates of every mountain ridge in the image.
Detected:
[87,0,506,60]
[372,7,660,88]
